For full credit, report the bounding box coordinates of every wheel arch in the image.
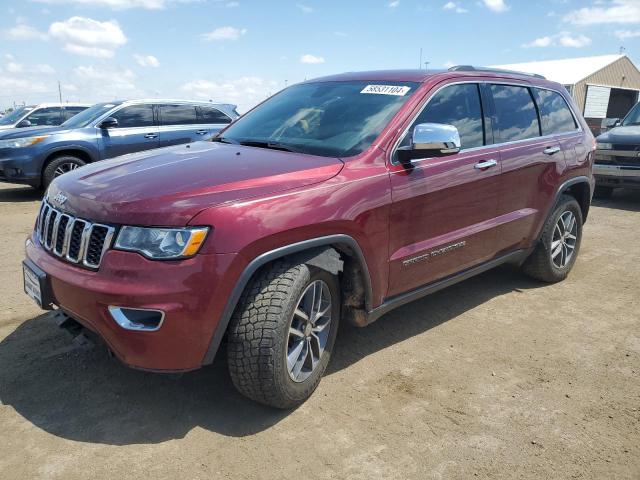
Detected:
[561,176,592,223]
[201,234,373,365]
[42,146,95,172]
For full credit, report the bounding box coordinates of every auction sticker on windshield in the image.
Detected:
[360,85,411,96]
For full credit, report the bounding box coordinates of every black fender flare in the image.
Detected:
[201,234,373,365]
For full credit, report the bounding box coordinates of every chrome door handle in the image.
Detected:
[144,133,158,139]
[195,129,208,135]
[474,159,497,170]
[543,146,561,155]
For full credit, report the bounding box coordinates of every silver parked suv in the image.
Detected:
[0,103,90,130]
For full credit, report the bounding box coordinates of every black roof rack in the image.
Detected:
[448,65,546,80]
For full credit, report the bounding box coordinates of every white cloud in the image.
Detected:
[481,0,508,13]
[49,17,127,58]
[201,26,247,41]
[523,32,591,48]
[615,29,640,39]
[73,65,139,98]
[443,60,456,69]
[300,54,325,64]
[33,0,166,10]
[389,0,400,7]
[334,31,348,37]
[225,1,239,6]
[296,3,314,13]
[33,64,56,74]
[134,54,160,67]
[564,0,640,26]
[180,77,278,112]
[443,1,467,13]
[3,24,48,41]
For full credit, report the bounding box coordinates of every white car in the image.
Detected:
[0,103,90,130]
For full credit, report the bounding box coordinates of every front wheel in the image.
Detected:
[522,194,583,283]
[227,260,340,409]
[42,155,86,189]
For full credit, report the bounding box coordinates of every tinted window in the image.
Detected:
[0,106,32,125]
[533,89,577,135]
[159,104,198,126]
[62,106,87,121]
[490,85,540,142]
[406,83,484,149]
[198,106,232,124]
[623,102,640,126]
[25,107,64,126]
[111,105,155,128]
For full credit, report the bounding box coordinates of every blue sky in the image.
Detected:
[1,0,639,111]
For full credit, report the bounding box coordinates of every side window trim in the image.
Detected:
[529,86,543,137]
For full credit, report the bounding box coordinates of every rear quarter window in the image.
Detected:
[490,84,540,143]
[198,106,232,124]
[533,88,578,135]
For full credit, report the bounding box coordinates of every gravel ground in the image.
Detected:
[0,183,638,480]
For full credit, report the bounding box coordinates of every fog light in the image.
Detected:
[108,306,164,331]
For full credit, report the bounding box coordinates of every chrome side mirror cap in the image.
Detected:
[397,123,461,163]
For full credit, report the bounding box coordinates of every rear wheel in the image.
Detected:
[227,260,340,409]
[522,194,583,283]
[593,185,614,199]
[42,155,86,189]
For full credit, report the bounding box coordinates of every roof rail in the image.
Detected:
[448,65,546,80]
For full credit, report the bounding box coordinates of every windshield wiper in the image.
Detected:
[211,136,239,145]
[238,140,301,153]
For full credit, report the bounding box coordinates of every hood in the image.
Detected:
[48,141,344,225]
[597,125,640,145]
[0,125,64,139]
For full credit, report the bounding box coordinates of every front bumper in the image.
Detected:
[0,151,43,185]
[594,148,640,188]
[25,235,239,371]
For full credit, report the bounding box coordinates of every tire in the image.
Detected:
[227,259,340,409]
[42,155,86,189]
[522,194,583,283]
[593,185,614,199]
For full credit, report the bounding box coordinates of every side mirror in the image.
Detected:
[397,123,461,163]
[602,118,621,129]
[99,117,118,129]
[16,119,31,128]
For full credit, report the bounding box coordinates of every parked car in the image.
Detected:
[0,99,238,189]
[593,101,640,198]
[23,68,594,408]
[0,103,90,131]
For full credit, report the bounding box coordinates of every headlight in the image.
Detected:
[0,136,48,149]
[596,142,613,150]
[114,226,209,259]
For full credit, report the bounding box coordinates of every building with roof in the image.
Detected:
[493,55,640,132]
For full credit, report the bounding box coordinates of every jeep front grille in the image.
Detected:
[36,200,115,269]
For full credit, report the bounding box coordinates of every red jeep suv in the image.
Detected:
[23,67,595,408]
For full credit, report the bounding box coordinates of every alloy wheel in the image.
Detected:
[54,162,79,178]
[286,279,332,383]
[551,210,578,269]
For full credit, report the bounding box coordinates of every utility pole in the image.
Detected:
[57,81,62,103]
[419,48,423,70]
[424,61,430,72]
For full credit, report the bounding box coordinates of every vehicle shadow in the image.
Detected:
[0,185,42,203]
[0,265,541,445]
[592,189,640,212]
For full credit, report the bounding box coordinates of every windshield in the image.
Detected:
[0,106,32,126]
[218,81,420,157]
[62,102,121,128]
[622,102,640,126]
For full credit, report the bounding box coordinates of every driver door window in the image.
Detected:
[401,83,485,151]
[25,107,64,127]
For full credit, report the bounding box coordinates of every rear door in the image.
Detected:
[157,103,202,147]
[387,82,501,296]
[99,104,159,158]
[197,105,233,137]
[489,83,565,253]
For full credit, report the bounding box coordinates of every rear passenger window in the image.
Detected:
[533,88,578,135]
[160,104,198,126]
[407,83,484,149]
[490,85,540,142]
[25,107,64,126]
[198,106,232,124]
[111,105,155,128]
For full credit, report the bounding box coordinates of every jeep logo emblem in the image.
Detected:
[53,193,68,205]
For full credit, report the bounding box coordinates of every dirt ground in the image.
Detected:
[0,182,638,480]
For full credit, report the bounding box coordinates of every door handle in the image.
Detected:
[474,159,497,170]
[543,146,561,155]
[144,133,158,139]
[195,129,208,135]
